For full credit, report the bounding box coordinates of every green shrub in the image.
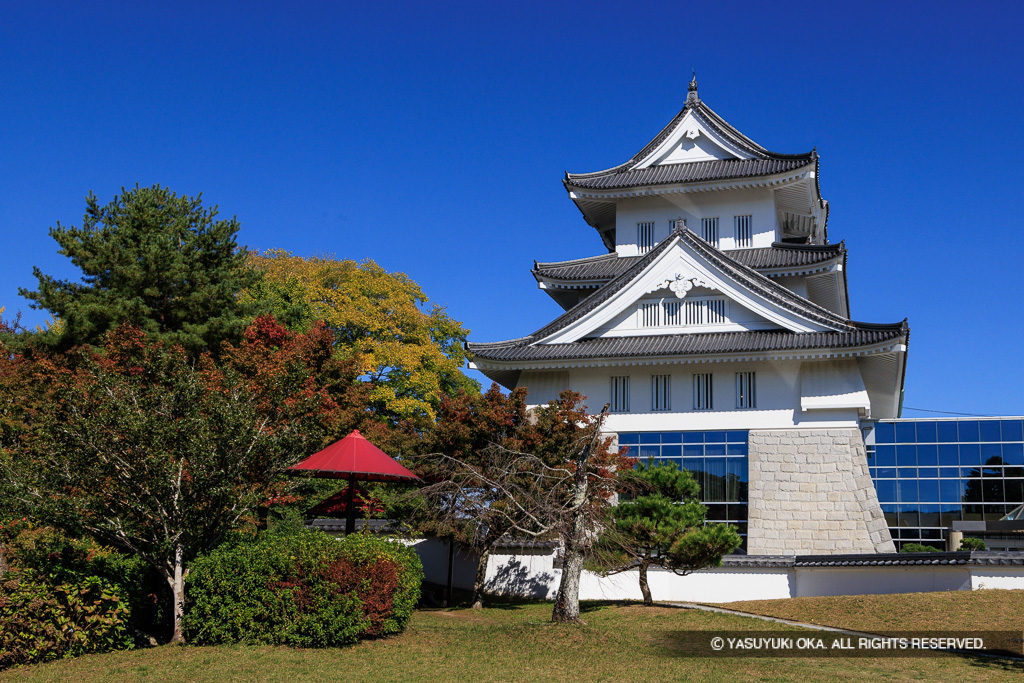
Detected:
[183,529,422,646]
[958,537,987,551]
[0,519,170,643]
[0,570,133,669]
[900,542,941,553]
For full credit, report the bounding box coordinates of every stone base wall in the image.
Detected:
[747,428,894,555]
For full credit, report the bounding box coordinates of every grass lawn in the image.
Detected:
[2,595,1023,682]
[717,589,1024,633]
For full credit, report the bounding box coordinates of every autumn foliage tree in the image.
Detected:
[0,316,369,643]
[245,250,478,426]
[409,386,629,612]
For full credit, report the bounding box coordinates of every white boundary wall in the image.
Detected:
[410,539,1024,603]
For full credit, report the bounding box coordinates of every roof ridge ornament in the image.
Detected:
[686,70,699,105]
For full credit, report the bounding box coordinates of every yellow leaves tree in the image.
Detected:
[245,250,479,425]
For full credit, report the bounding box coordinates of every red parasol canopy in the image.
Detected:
[286,429,420,534]
[286,429,421,483]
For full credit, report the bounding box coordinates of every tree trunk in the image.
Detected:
[0,542,8,578]
[552,404,608,624]
[472,545,490,609]
[169,544,186,644]
[552,536,585,623]
[638,560,653,606]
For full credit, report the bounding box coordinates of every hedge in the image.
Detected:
[183,529,422,646]
[0,570,133,669]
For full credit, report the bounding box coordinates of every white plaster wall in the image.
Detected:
[558,361,863,431]
[794,567,973,596]
[484,551,792,603]
[408,538,480,589]
[613,190,777,255]
[970,570,1024,591]
[774,276,809,299]
[443,548,1024,603]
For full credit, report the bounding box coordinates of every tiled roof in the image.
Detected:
[471,229,906,364]
[522,229,854,347]
[533,243,844,283]
[730,242,845,270]
[534,253,641,281]
[564,157,813,191]
[720,551,1024,568]
[467,327,907,363]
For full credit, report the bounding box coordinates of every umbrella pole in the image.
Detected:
[345,475,356,535]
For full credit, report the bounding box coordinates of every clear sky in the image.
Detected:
[2,1,1022,417]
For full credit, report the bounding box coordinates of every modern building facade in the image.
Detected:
[868,417,1024,551]
[469,78,909,555]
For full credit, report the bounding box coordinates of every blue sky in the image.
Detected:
[2,1,1022,416]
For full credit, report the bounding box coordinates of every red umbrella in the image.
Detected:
[287,429,420,533]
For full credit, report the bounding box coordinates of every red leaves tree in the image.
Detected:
[408,385,630,615]
[0,316,370,643]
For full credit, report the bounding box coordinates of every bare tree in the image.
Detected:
[408,389,621,618]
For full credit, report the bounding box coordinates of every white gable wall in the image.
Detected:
[594,287,777,336]
[614,190,777,256]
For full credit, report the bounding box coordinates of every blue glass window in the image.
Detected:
[899,479,919,502]
[727,443,748,456]
[876,467,897,478]
[705,443,726,456]
[980,420,1002,443]
[915,421,937,443]
[939,479,964,503]
[1003,443,1024,466]
[896,445,917,466]
[919,479,940,502]
[874,422,895,444]
[895,422,917,443]
[959,444,981,466]
[981,443,1003,464]
[917,444,938,466]
[661,444,681,457]
[938,444,959,466]
[1001,420,1023,442]
[683,445,703,457]
[919,467,939,479]
[875,445,896,467]
[640,432,661,444]
[638,445,660,460]
[875,480,897,503]
[936,421,959,443]
[619,433,639,445]
[958,421,980,443]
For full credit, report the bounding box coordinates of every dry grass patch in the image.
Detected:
[715,590,1024,634]
[2,601,1023,682]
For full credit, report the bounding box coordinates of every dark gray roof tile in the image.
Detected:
[533,242,845,283]
[468,327,907,363]
[565,158,813,191]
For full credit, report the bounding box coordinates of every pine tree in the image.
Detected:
[19,185,259,356]
[593,460,742,606]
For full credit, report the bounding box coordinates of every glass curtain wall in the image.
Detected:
[618,430,749,549]
[868,418,1024,550]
